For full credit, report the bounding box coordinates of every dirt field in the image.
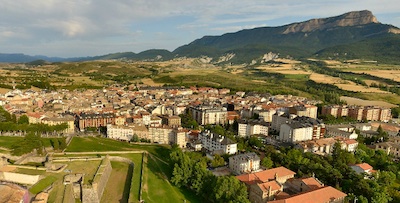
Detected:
[309,73,342,84]
[309,73,389,93]
[0,165,16,172]
[0,88,11,94]
[340,96,398,108]
[137,78,163,86]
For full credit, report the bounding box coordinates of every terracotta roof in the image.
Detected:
[300,177,324,190]
[257,180,281,192]
[355,163,373,171]
[344,139,358,145]
[268,186,347,203]
[236,167,296,185]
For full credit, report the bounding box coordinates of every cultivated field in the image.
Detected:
[335,82,389,93]
[340,96,398,108]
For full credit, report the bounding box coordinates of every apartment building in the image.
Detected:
[322,105,391,122]
[238,119,269,137]
[198,130,237,154]
[189,106,227,125]
[229,152,261,175]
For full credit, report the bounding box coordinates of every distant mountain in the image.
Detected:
[173,10,400,64]
[1,10,399,64]
[316,34,400,64]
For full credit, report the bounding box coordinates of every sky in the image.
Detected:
[0,0,399,58]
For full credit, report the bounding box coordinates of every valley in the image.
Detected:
[1,58,400,106]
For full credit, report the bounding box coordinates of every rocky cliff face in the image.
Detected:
[283,10,378,34]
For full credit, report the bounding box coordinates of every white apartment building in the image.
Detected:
[238,120,268,137]
[279,122,313,143]
[198,130,237,155]
[189,106,227,125]
[107,124,134,141]
[229,152,260,175]
[148,126,174,144]
[173,129,187,148]
[107,124,149,141]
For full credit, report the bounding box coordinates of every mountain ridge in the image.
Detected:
[1,10,399,64]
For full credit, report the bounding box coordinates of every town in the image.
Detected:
[0,84,399,203]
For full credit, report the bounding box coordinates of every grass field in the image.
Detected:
[29,175,58,194]
[101,161,132,203]
[0,136,64,150]
[66,137,171,161]
[142,154,202,203]
[0,136,23,149]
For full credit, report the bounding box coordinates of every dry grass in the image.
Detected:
[0,88,11,94]
[137,78,163,86]
[335,82,389,93]
[66,76,103,86]
[309,73,342,84]
[340,96,398,108]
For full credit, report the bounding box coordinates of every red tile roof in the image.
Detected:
[236,167,296,185]
[268,186,347,203]
[355,163,373,171]
[257,181,281,192]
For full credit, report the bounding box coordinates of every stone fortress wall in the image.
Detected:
[0,172,41,185]
[82,156,112,203]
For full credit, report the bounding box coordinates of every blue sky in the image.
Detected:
[0,0,399,57]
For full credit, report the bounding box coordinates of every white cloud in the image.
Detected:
[0,0,399,57]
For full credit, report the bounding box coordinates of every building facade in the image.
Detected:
[229,152,261,175]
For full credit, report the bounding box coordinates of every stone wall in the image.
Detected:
[82,156,112,203]
[0,172,41,185]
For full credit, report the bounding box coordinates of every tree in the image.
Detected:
[51,139,59,150]
[131,134,139,142]
[17,115,29,124]
[211,154,225,168]
[261,156,273,169]
[212,176,250,203]
[59,138,67,150]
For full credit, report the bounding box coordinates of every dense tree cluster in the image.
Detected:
[179,111,199,130]
[170,149,250,203]
[266,143,400,203]
[11,133,44,156]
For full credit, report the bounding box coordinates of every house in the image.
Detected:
[236,166,296,185]
[268,186,347,203]
[296,137,358,155]
[326,126,358,139]
[236,167,296,203]
[249,181,283,203]
[375,141,400,158]
[229,152,261,175]
[350,163,376,176]
[296,138,336,155]
[284,177,324,194]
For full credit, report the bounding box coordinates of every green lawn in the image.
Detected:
[29,175,58,194]
[66,137,172,162]
[0,136,23,149]
[142,154,202,203]
[0,136,63,149]
[101,161,132,203]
